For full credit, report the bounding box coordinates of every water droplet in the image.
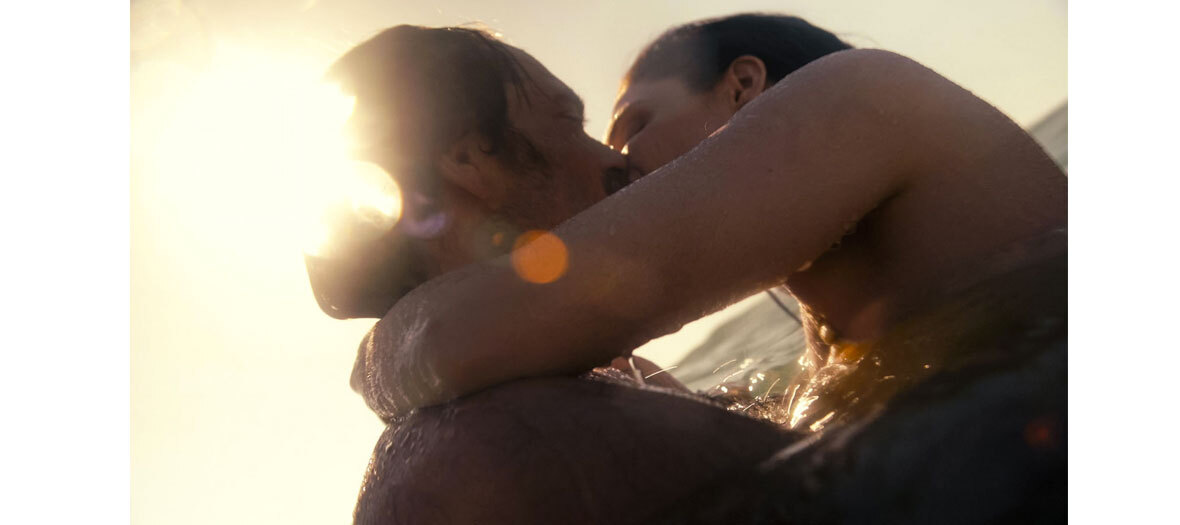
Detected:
[809,411,837,432]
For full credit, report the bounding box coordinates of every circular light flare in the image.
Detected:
[511,230,569,284]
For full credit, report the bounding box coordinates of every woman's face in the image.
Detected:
[605,76,737,178]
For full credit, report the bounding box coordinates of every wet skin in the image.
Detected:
[654,245,1068,524]
[354,239,1068,524]
[354,374,796,525]
[606,57,1067,346]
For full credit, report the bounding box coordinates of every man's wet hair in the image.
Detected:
[327,25,542,193]
[625,14,853,92]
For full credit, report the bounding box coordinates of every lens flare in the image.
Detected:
[511,230,569,284]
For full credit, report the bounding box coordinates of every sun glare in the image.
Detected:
[144,41,402,265]
[346,161,403,226]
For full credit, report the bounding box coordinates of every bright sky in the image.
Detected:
[130,1,1065,523]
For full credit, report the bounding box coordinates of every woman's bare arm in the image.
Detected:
[356,49,1022,419]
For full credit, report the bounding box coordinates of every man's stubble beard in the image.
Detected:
[493,139,599,241]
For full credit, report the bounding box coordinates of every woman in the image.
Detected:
[351,14,1067,429]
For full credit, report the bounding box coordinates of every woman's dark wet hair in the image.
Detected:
[625,14,853,92]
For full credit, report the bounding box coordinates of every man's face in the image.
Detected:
[490,47,631,231]
[606,76,735,178]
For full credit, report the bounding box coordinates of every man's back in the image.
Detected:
[354,375,795,524]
